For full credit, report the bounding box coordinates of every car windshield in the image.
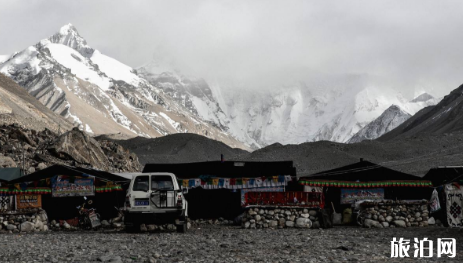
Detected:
[151,176,174,190]
[133,176,149,191]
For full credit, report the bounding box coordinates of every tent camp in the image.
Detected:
[143,161,297,219]
[2,165,130,220]
[298,159,433,212]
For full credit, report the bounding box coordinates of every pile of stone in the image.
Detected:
[0,209,49,233]
[359,201,431,228]
[241,207,320,229]
[190,217,235,226]
[0,124,141,173]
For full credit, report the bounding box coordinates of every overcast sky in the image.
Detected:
[1,0,462,97]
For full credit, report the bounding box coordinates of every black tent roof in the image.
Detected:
[300,160,422,181]
[143,161,296,179]
[0,168,24,182]
[8,165,130,184]
[423,167,463,186]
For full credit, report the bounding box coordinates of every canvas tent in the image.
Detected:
[143,161,297,219]
[2,165,130,220]
[298,160,433,212]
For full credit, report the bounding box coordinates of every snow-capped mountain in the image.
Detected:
[0,24,247,149]
[206,80,440,147]
[348,105,412,143]
[137,58,440,148]
[348,93,440,143]
[137,60,230,131]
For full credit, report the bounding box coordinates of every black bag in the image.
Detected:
[319,209,333,228]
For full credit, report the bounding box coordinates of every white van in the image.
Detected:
[123,173,188,233]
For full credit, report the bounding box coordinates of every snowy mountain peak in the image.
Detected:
[48,24,94,57]
[348,104,411,143]
[411,93,434,103]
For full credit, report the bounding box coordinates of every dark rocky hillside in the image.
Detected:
[0,124,140,173]
[96,133,248,165]
[379,84,463,141]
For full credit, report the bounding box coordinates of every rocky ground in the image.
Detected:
[0,226,462,262]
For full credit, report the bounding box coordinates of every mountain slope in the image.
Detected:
[0,24,248,150]
[379,84,463,141]
[0,73,72,132]
[96,133,248,165]
[348,105,411,143]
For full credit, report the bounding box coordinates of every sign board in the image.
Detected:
[16,194,42,209]
[52,176,95,197]
[0,196,14,212]
[341,188,384,204]
[88,211,101,228]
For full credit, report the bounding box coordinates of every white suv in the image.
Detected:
[124,173,188,233]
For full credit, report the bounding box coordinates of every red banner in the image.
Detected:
[244,191,324,208]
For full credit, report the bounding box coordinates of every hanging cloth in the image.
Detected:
[429,189,441,213]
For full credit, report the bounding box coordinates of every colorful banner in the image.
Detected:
[16,194,42,209]
[52,175,94,197]
[340,188,384,204]
[179,175,292,190]
[300,179,432,188]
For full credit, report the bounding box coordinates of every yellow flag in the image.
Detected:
[212,178,219,185]
[183,180,188,187]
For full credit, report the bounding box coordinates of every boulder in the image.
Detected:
[428,217,436,225]
[63,222,71,229]
[6,224,16,230]
[20,222,34,232]
[382,222,389,228]
[386,216,393,222]
[48,128,111,170]
[296,218,312,228]
[393,220,406,228]
[255,215,261,221]
[0,156,16,168]
[285,221,295,228]
[364,219,383,228]
[34,220,44,230]
[309,210,318,217]
[140,224,147,232]
[146,224,157,231]
[312,221,320,229]
[36,162,47,170]
[269,220,278,228]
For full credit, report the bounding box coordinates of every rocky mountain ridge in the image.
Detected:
[348,105,412,143]
[0,24,248,150]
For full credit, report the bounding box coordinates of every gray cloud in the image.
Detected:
[1,0,462,97]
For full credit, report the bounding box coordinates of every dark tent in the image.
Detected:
[423,166,463,187]
[302,160,422,181]
[299,160,432,213]
[0,168,23,183]
[7,165,130,221]
[143,161,296,179]
[9,165,130,184]
[143,161,297,219]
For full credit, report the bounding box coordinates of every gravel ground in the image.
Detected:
[0,226,462,262]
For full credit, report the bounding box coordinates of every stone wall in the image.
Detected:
[359,201,430,228]
[242,207,320,229]
[0,209,49,233]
